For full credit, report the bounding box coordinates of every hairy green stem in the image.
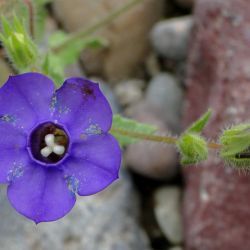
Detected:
[111,127,178,144]
[53,0,144,53]
[207,141,222,149]
[111,127,222,149]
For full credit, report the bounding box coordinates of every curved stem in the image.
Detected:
[53,0,144,54]
[23,0,34,38]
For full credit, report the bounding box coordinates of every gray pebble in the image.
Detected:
[146,73,183,132]
[151,16,193,61]
[114,79,145,106]
[154,187,183,245]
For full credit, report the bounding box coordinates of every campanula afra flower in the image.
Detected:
[0,72,121,223]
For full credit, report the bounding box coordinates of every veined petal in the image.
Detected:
[0,123,28,183]
[64,158,118,196]
[0,73,55,131]
[51,78,112,141]
[7,166,76,223]
[64,133,121,195]
[72,133,121,174]
[0,149,29,184]
[0,122,26,149]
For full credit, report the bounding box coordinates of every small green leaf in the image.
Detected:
[49,31,108,67]
[41,53,65,86]
[177,133,208,165]
[187,109,212,133]
[219,124,250,168]
[43,31,108,85]
[111,115,157,147]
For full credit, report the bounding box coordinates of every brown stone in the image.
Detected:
[53,0,165,83]
[183,0,250,250]
[0,57,12,85]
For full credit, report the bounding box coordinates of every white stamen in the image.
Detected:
[45,134,55,147]
[40,133,66,158]
[41,147,53,157]
[53,145,65,155]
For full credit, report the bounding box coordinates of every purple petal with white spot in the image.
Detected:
[64,159,118,196]
[7,165,76,223]
[0,123,26,149]
[51,78,112,141]
[64,133,121,195]
[0,73,55,131]
[0,123,28,183]
[0,149,29,184]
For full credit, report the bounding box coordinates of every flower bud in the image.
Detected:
[0,17,38,71]
[219,124,250,168]
[177,133,208,165]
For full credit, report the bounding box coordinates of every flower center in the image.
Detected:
[40,134,65,157]
[29,122,69,164]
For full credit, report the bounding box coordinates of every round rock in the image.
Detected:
[154,187,183,245]
[125,100,178,180]
[150,16,193,61]
[146,73,183,132]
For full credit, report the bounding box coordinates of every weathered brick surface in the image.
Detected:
[183,0,250,249]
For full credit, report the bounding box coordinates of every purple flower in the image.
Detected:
[0,72,121,223]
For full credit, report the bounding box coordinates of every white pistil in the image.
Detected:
[40,133,65,158]
[53,145,65,155]
[45,134,55,147]
[41,147,53,158]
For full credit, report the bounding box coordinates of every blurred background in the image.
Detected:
[1,0,249,250]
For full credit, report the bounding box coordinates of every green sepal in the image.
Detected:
[177,133,208,165]
[187,109,212,133]
[111,115,157,147]
[219,124,250,168]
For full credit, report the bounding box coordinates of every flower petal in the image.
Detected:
[64,133,121,195]
[72,133,121,173]
[7,166,76,223]
[0,149,29,184]
[64,159,118,196]
[0,73,55,131]
[0,122,26,149]
[0,123,28,183]
[51,78,112,141]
